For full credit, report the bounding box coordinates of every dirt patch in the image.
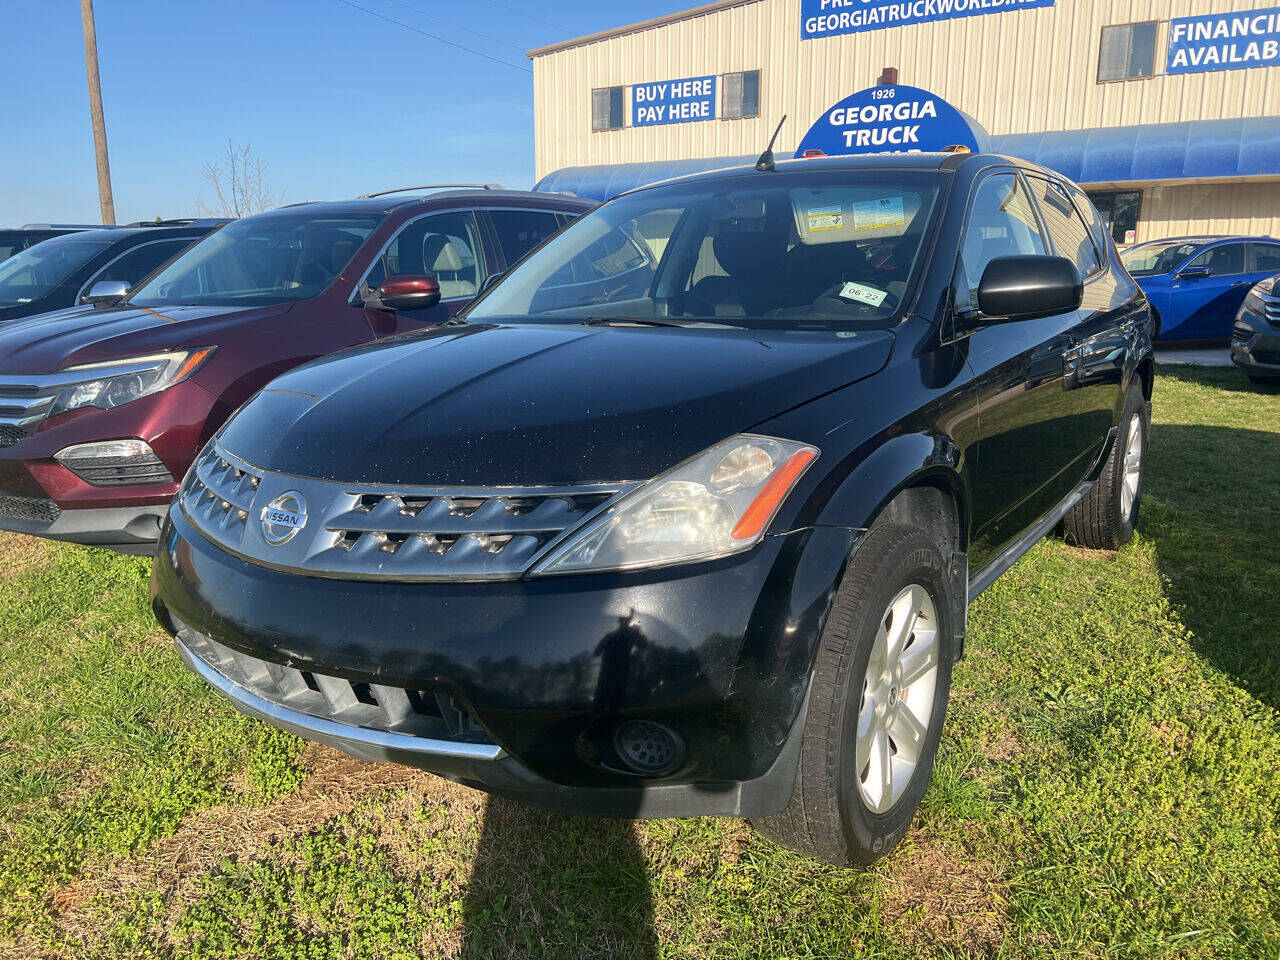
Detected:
[880,828,1010,958]
[44,744,446,951]
[0,533,54,579]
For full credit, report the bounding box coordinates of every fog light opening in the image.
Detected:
[612,719,685,777]
[54,439,175,487]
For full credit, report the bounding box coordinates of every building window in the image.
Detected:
[591,86,625,131]
[1098,22,1159,81]
[722,70,760,119]
[1086,190,1143,244]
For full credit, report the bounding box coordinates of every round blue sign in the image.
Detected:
[795,84,988,158]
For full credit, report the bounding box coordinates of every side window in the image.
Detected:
[91,239,192,288]
[1186,243,1246,277]
[488,210,563,265]
[1027,176,1101,279]
[1251,243,1280,273]
[1068,185,1115,261]
[363,211,484,301]
[959,173,1047,295]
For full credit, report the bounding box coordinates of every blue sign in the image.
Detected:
[801,0,1054,40]
[794,85,986,157]
[632,75,717,127]
[1168,7,1280,74]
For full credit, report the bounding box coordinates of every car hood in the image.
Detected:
[218,321,895,486]
[0,302,295,373]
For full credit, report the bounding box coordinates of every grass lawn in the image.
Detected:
[0,367,1277,959]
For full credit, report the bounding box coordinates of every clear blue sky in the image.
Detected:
[0,0,691,226]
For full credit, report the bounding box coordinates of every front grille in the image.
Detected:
[179,442,635,581]
[0,494,61,525]
[178,627,493,744]
[62,451,175,487]
[0,372,66,442]
[1261,290,1280,329]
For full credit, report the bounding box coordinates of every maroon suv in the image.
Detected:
[0,188,592,552]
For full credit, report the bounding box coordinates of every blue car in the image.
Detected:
[1120,236,1280,341]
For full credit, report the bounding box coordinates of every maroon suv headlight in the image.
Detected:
[48,348,215,417]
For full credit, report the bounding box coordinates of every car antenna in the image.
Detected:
[755,115,788,172]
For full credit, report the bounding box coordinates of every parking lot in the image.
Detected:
[1,365,1275,959]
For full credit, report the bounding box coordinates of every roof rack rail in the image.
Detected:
[18,223,115,230]
[123,218,231,227]
[358,183,504,199]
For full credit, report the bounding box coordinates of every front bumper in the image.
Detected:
[0,497,165,552]
[153,505,862,818]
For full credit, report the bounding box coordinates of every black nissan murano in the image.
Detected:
[152,153,1153,866]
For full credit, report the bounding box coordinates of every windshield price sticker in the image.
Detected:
[807,205,845,231]
[854,197,906,231]
[839,281,889,306]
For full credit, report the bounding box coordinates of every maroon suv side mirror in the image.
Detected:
[376,274,441,311]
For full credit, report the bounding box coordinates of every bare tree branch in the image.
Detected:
[195,141,283,218]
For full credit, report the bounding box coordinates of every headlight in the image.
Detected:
[1242,275,1276,314]
[532,434,818,575]
[49,348,215,418]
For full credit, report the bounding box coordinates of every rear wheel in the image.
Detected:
[1063,384,1148,550]
[750,522,954,867]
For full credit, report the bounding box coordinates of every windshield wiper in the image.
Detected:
[582,316,744,329]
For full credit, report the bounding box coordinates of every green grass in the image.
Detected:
[1,367,1278,959]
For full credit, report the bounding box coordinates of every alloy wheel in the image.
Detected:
[1121,412,1143,521]
[855,583,940,814]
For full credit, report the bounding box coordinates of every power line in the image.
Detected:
[380,0,526,53]
[481,0,573,35]
[332,0,533,73]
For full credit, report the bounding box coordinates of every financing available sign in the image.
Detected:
[794,84,985,157]
[801,0,1054,40]
[1167,7,1280,74]
[632,75,717,126]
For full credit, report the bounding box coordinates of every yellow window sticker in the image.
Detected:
[806,204,844,231]
[838,281,888,307]
[853,196,906,231]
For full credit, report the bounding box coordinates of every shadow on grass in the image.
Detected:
[459,798,656,960]
[1142,421,1280,712]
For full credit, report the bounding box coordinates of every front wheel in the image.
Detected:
[1063,383,1149,550]
[751,522,954,867]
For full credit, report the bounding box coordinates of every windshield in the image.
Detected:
[0,237,112,305]
[1121,240,1207,277]
[466,171,944,330]
[128,211,383,307]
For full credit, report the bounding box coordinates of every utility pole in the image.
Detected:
[80,0,116,224]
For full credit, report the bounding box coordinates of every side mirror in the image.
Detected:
[82,279,130,307]
[1176,266,1212,281]
[975,255,1082,322]
[479,271,505,294]
[373,274,441,311]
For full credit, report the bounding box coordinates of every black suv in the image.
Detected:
[0,220,225,323]
[153,154,1153,867]
[0,224,100,262]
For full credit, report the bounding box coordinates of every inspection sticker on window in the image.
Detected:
[806,204,845,232]
[853,196,906,231]
[838,281,888,307]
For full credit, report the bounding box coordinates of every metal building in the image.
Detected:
[529,0,1280,243]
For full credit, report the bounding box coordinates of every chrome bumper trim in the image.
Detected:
[175,636,506,762]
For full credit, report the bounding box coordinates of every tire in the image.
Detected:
[751,522,954,867]
[1063,383,1149,550]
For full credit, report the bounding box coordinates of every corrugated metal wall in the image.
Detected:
[1140,181,1280,238]
[531,0,1280,177]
